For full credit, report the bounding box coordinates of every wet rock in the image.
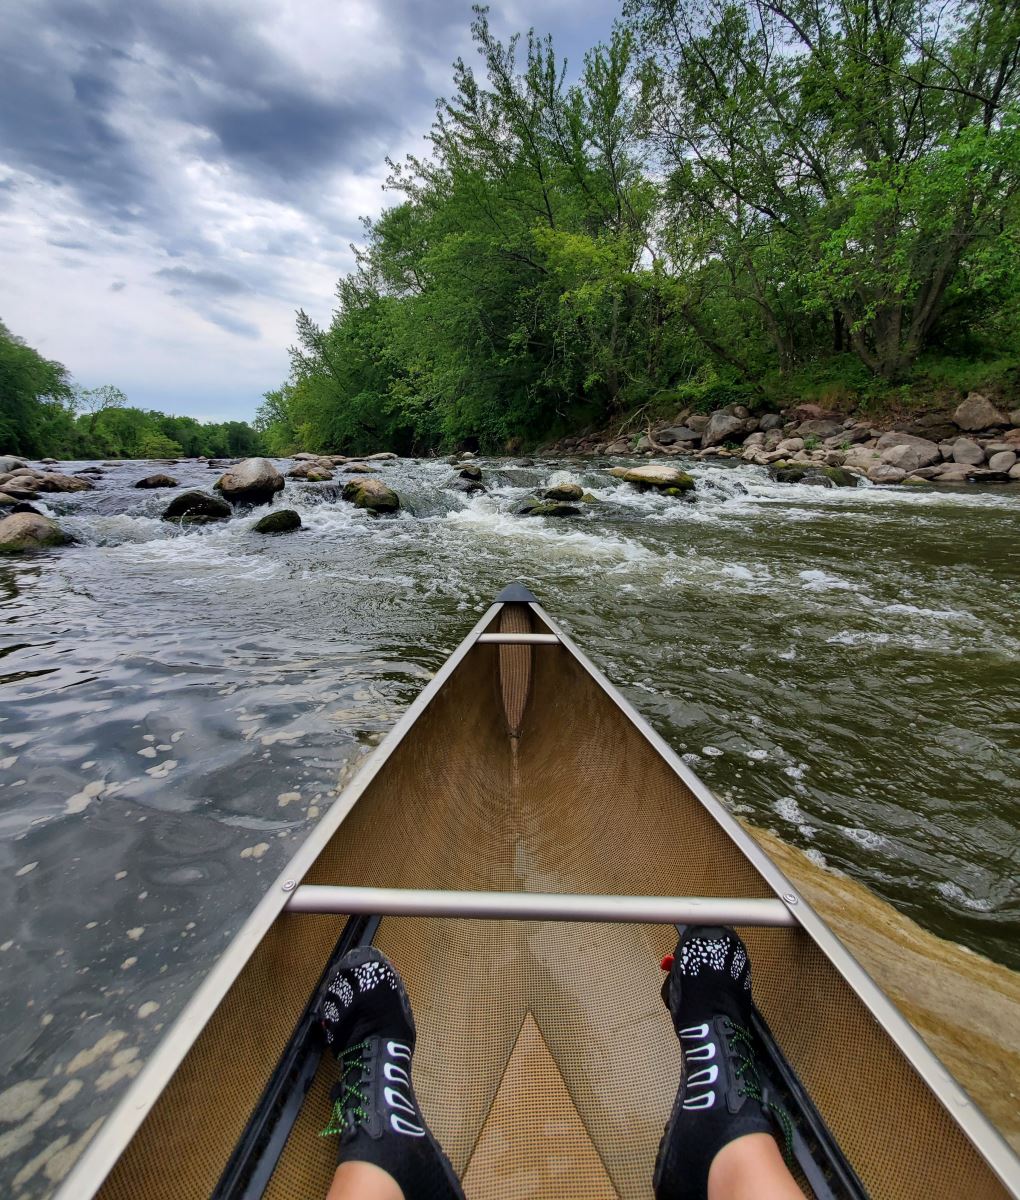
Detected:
[341,478,400,513]
[162,490,232,524]
[543,481,583,501]
[0,456,28,474]
[953,393,1008,431]
[987,450,1017,472]
[458,451,476,460]
[758,413,784,432]
[292,452,318,461]
[366,452,398,461]
[215,458,285,506]
[517,500,581,517]
[932,464,973,483]
[134,474,178,489]
[34,472,95,493]
[305,469,333,482]
[795,419,843,440]
[287,463,312,478]
[75,467,104,476]
[701,411,746,447]
[40,457,58,464]
[903,465,946,480]
[343,463,374,474]
[451,478,485,494]
[459,464,483,482]
[581,492,597,502]
[770,465,857,487]
[0,512,71,552]
[867,464,907,484]
[0,492,17,505]
[253,509,301,534]
[965,468,1012,483]
[657,426,701,446]
[951,438,985,466]
[1010,462,1020,480]
[10,502,41,515]
[607,464,695,492]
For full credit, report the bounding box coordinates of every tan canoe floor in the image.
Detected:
[95,604,1018,1200]
[751,825,1020,1156]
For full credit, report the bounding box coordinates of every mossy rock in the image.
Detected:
[162,490,232,523]
[543,482,583,501]
[518,501,581,518]
[341,478,400,513]
[581,492,597,502]
[459,464,483,482]
[0,512,72,553]
[822,466,858,488]
[253,509,301,533]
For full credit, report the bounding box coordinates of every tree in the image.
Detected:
[74,384,128,433]
[0,321,75,456]
[627,0,1020,379]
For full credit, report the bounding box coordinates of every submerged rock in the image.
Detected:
[162,491,232,524]
[607,465,695,492]
[0,512,71,552]
[253,509,301,534]
[215,458,285,506]
[135,474,178,489]
[543,481,583,501]
[341,478,400,513]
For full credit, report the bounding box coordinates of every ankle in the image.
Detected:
[707,1132,804,1200]
[328,1160,405,1200]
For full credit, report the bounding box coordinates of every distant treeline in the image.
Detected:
[258,1,1020,456]
[0,321,262,461]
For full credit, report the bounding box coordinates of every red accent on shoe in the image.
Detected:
[660,954,674,971]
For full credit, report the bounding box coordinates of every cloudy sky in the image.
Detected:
[0,0,617,423]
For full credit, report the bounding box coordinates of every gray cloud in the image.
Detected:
[203,311,261,340]
[155,266,251,297]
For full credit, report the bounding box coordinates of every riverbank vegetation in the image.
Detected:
[259,0,1020,456]
[0,321,262,460]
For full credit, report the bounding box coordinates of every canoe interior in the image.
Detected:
[97,603,1008,1200]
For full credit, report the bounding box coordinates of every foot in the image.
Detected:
[653,927,794,1200]
[318,947,465,1199]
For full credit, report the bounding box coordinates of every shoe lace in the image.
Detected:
[722,1018,795,1167]
[320,1040,371,1137]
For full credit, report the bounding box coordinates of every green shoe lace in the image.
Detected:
[320,1039,371,1137]
[721,1018,795,1165]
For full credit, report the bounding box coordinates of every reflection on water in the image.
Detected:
[1,455,1019,1196]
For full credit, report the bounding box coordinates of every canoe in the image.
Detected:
[57,584,1020,1200]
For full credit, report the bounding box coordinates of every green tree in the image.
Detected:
[0,321,75,456]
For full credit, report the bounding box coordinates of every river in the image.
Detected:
[1,454,1018,1196]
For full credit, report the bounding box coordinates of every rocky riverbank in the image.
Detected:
[540,392,1020,487]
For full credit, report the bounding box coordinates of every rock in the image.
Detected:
[287,463,312,478]
[40,457,57,464]
[657,425,701,446]
[791,403,839,421]
[1010,463,1020,479]
[458,451,476,460]
[874,433,942,467]
[607,465,695,491]
[931,464,973,483]
[965,468,1012,483]
[634,434,655,452]
[605,440,629,455]
[253,509,301,534]
[343,463,374,474]
[686,414,709,433]
[134,474,178,489]
[899,414,959,442]
[880,445,933,473]
[34,472,95,493]
[215,458,285,506]
[517,500,581,517]
[305,469,333,482]
[0,512,71,552]
[904,466,946,480]
[987,450,1017,472]
[758,413,784,432]
[771,465,857,487]
[0,492,17,505]
[365,452,398,461]
[0,456,28,474]
[795,419,843,440]
[459,464,483,482]
[776,438,805,454]
[451,478,485,494]
[162,491,232,523]
[543,481,583,501]
[341,478,400,513]
[292,452,318,461]
[743,432,765,448]
[843,445,883,471]
[953,393,1008,431]
[828,425,871,446]
[75,467,104,476]
[701,411,746,447]
[1009,408,1020,427]
[951,438,985,466]
[867,464,907,484]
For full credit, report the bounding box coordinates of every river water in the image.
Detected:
[2,455,1018,1195]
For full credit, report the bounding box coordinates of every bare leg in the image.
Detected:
[708,1132,805,1200]
[326,1161,405,1200]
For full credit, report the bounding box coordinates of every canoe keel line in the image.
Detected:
[57,585,1020,1200]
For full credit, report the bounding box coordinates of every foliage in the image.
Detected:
[0,321,262,460]
[257,5,1020,450]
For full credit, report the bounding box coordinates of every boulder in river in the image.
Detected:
[292,452,318,461]
[135,474,178,489]
[343,463,374,474]
[607,464,695,491]
[253,509,301,534]
[162,490,232,524]
[867,464,907,484]
[365,452,398,461]
[771,465,857,487]
[459,464,483,482]
[953,393,1008,431]
[34,472,94,493]
[0,492,18,506]
[514,497,581,517]
[452,477,485,494]
[305,468,332,482]
[341,478,400,513]
[543,481,583,501]
[0,456,27,474]
[0,512,71,552]
[701,411,746,447]
[215,458,285,506]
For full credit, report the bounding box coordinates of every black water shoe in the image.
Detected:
[654,926,794,1200]
[318,947,465,1199]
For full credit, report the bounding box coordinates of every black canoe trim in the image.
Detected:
[494,582,538,603]
[211,913,381,1200]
